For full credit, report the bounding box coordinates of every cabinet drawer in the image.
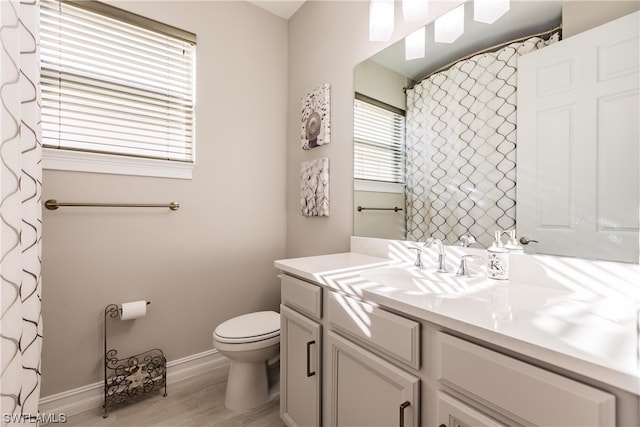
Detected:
[328,292,420,369]
[281,274,322,320]
[437,333,616,427]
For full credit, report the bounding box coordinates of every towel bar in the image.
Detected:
[45,199,179,211]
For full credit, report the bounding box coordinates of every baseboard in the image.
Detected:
[38,349,229,417]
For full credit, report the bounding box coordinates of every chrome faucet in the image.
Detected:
[407,247,425,269]
[456,254,481,277]
[423,237,448,273]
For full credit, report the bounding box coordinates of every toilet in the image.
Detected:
[213,310,280,411]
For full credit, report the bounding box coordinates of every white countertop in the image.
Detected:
[275,249,640,396]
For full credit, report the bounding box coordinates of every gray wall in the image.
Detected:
[41,1,288,397]
[563,0,639,38]
[286,1,462,257]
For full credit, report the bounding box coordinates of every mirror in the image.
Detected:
[353,0,639,263]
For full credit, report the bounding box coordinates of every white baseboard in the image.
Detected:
[38,349,228,417]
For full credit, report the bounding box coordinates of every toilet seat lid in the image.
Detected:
[214,311,280,343]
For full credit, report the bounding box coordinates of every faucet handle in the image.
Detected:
[456,255,482,277]
[407,247,425,269]
[458,233,476,248]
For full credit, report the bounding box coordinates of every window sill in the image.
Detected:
[354,179,405,193]
[43,148,194,180]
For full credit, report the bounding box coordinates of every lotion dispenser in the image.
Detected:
[487,231,509,280]
[503,230,524,254]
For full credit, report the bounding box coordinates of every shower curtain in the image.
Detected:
[1,0,43,419]
[405,34,558,247]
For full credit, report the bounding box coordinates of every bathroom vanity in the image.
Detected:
[276,237,640,427]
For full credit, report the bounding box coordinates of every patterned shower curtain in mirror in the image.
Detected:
[405,34,558,248]
[1,0,43,418]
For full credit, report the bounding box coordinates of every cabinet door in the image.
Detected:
[328,332,420,427]
[436,391,506,427]
[280,305,321,427]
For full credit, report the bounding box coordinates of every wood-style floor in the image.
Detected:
[47,368,285,427]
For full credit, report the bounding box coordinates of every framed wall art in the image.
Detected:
[301,83,330,150]
[300,158,329,217]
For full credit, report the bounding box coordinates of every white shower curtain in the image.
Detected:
[405,34,558,247]
[1,0,43,419]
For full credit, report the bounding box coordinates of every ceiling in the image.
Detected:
[369,1,564,82]
[247,0,565,81]
[247,0,306,20]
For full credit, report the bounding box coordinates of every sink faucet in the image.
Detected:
[407,247,425,269]
[456,255,481,277]
[423,237,448,273]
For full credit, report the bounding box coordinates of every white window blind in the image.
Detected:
[354,95,405,183]
[40,0,196,164]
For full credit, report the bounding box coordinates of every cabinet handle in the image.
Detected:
[306,340,316,377]
[399,401,410,426]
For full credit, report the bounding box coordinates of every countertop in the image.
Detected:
[274,250,640,396]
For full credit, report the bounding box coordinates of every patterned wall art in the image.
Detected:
[301,83,331,150]
[300,158,330,217]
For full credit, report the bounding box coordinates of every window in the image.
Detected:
[40,0,196,179]
[353,94,405,185]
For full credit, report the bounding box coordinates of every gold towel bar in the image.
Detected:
[45,199,179,211]
[356,205,403,212]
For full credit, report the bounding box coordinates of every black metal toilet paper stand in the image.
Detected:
[103,303,167,418]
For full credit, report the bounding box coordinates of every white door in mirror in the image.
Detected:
[517,11,639,263]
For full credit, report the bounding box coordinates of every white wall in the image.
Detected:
[40,1,288,397]
[286,0,462,257]
[353,190,406,239]
[563,0,639,38]
[354,59,410,110]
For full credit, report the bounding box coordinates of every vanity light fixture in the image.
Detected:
[405,26,426,60]
[434,3,465,43]
[474,0,510,24]
[402,0,429,22]
[369,0,394,41]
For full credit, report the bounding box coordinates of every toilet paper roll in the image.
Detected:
[120,300,147,320]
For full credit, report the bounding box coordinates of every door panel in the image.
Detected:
[280,305,321,427]
[328,332,420,427]
[517,11,639,262]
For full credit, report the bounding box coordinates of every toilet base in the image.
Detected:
[225,360,270,411]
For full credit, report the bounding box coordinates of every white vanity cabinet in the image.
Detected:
[276,252,638,427]
[279,271,422,427]
[280,274,322,427]
[327,292,421,427]
[436,333,617,427]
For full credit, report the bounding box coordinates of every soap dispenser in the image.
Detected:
[487,231,509,280]
[503,230,524,254]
